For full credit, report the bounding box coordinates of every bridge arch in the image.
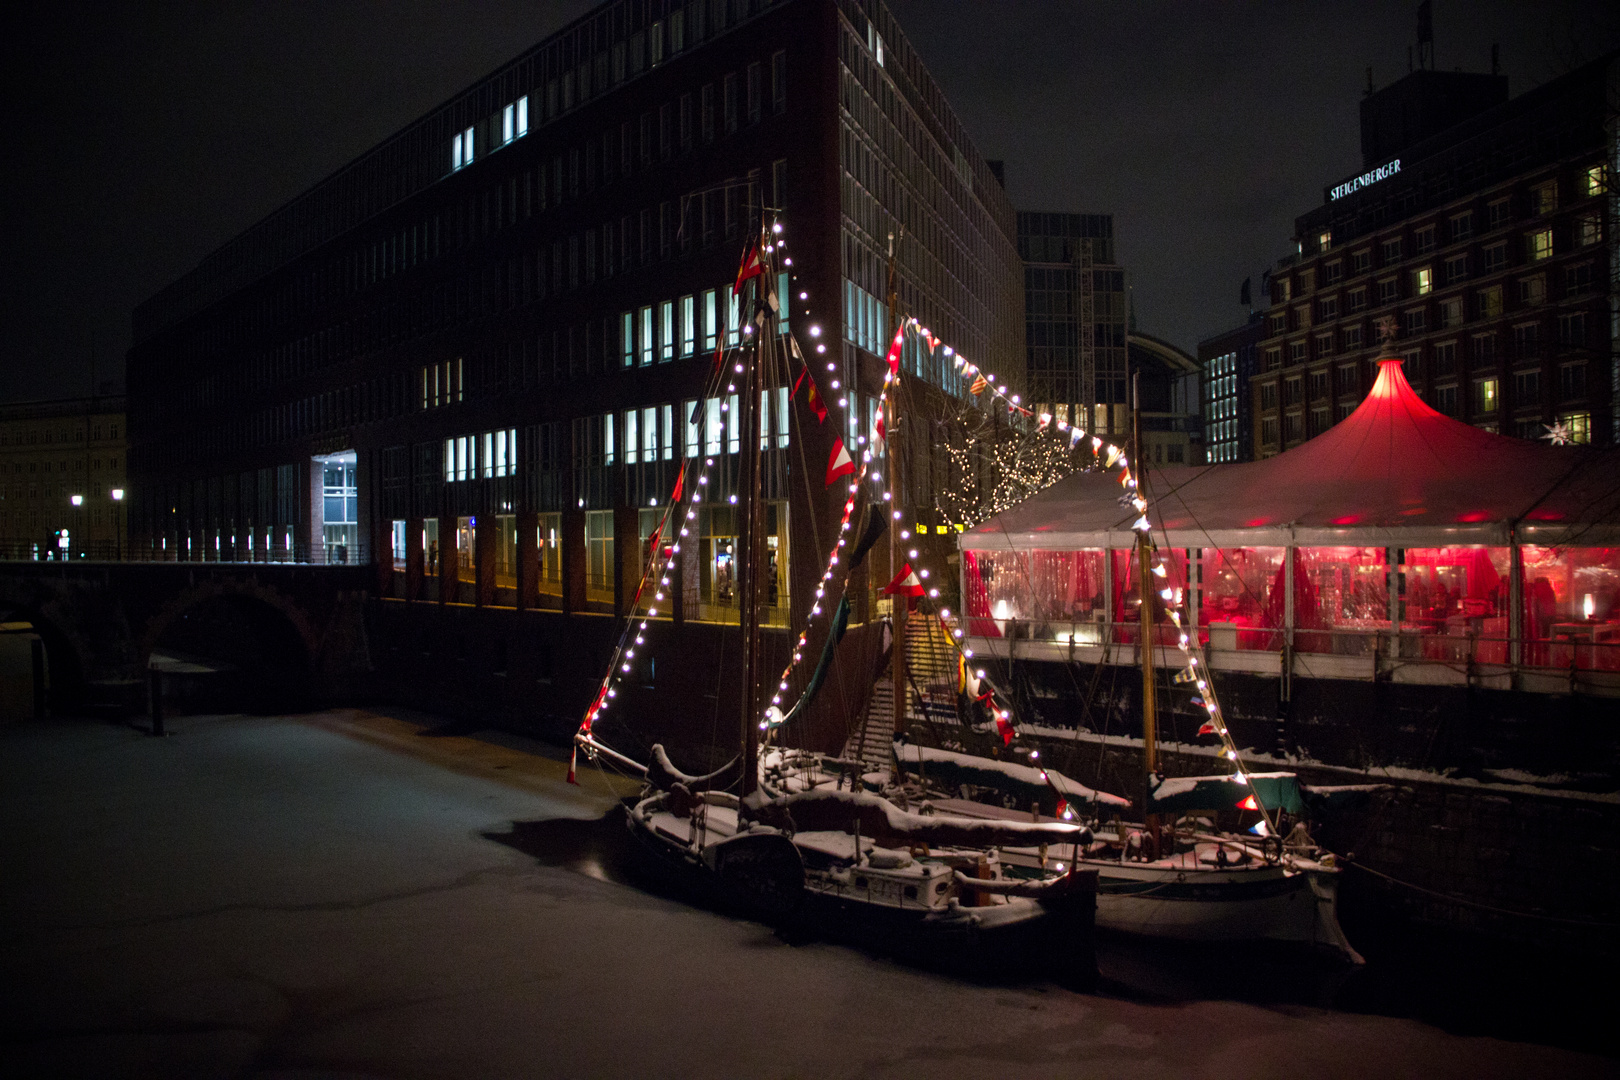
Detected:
[144,581,319,713]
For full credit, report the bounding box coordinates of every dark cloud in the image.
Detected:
[2,1,1614,402]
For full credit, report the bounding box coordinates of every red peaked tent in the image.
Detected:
[966,358,1620,552]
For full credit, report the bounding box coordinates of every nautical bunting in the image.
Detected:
[881,563,925,597]
[969,375,988,396]
[732,243,763,295]
[825,441,856,486]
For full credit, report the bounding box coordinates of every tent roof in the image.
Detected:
[965,358,1620,551]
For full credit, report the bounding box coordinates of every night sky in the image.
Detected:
[3,1,1613,405]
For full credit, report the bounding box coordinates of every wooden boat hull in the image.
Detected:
[624,796,1098,987]
[1088,859,1360,961]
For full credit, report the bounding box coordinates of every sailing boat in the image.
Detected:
[572,217,1098,983]
[889,376,1361,962]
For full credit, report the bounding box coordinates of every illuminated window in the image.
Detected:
[661,404,675,460]
[702,289,718,351]
[1585,164,1609,198]
[1558,411,1591,444]
[660,301,674,361]
[623,409,638,464]
[683,399,702,458]
[1317,229,1332,252]
[679,295,696,356]
[1473,378,1498,414]
[451,126,474,171]
[502,96,529,145]
[639,306,654,366]
[1525,229,1552,262]
[622,312,635,367]
[1413,267,1433,295]
[1577,214,1601,246]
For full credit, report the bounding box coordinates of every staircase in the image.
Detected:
[841,613,963,771]
[843,678,895,773]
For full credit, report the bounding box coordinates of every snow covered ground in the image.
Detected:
[0,710,1610,1079]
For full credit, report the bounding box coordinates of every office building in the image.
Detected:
[1252,53,1616,457]
[1197,314,1262,463]
[126,0,1024,637]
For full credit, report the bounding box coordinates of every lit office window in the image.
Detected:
[622,312,635,367]
[660,300,674,361]
[726,393,740,454]
[705,396,724,456]
[684,399,702,458]
[603,413,616,466]
[661,404,674,460]
[452,126,475,170]
[502,97,529,145]
[774,387,790,448]
[680,295,696,356]
[624,409,639,464]
[640,306,654,366]
[482,432,494,478]
[642,406,658,463]
[702,289,718,351]
[726,290,741,347]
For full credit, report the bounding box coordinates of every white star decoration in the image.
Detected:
[1542,420,1574,446]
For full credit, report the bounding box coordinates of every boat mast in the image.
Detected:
[1133,372,1161,854]
[886,231,907,753]
[738,217,768,800]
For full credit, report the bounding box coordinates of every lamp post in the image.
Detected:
[111,488,124,561]
[69,494,83,560]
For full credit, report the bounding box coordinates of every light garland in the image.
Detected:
[867,320,1283,840]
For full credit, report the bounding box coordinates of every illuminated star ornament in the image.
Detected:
[1542,420,1574,446]
[1374,315,1399,345]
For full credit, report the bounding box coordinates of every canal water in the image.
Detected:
[485,805,1615,1059]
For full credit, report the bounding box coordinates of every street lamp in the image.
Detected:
[111,488,125,560]
[68,494,84,560]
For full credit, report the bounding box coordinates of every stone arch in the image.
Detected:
[0,575,131,712]
[142,580,319,713]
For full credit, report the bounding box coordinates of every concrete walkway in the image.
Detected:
[1,710,1609,1079]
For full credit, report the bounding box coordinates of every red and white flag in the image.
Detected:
[825,441,856,486]
[733,243,763,295]
[882,563,925,597]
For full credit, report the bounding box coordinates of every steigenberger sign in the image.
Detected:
[1329,158,1401,201]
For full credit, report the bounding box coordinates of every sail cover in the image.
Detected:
[1148,772,1305,815]
[963,358,1620,550]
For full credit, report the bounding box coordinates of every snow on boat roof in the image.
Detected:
[895,742,1131,808]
